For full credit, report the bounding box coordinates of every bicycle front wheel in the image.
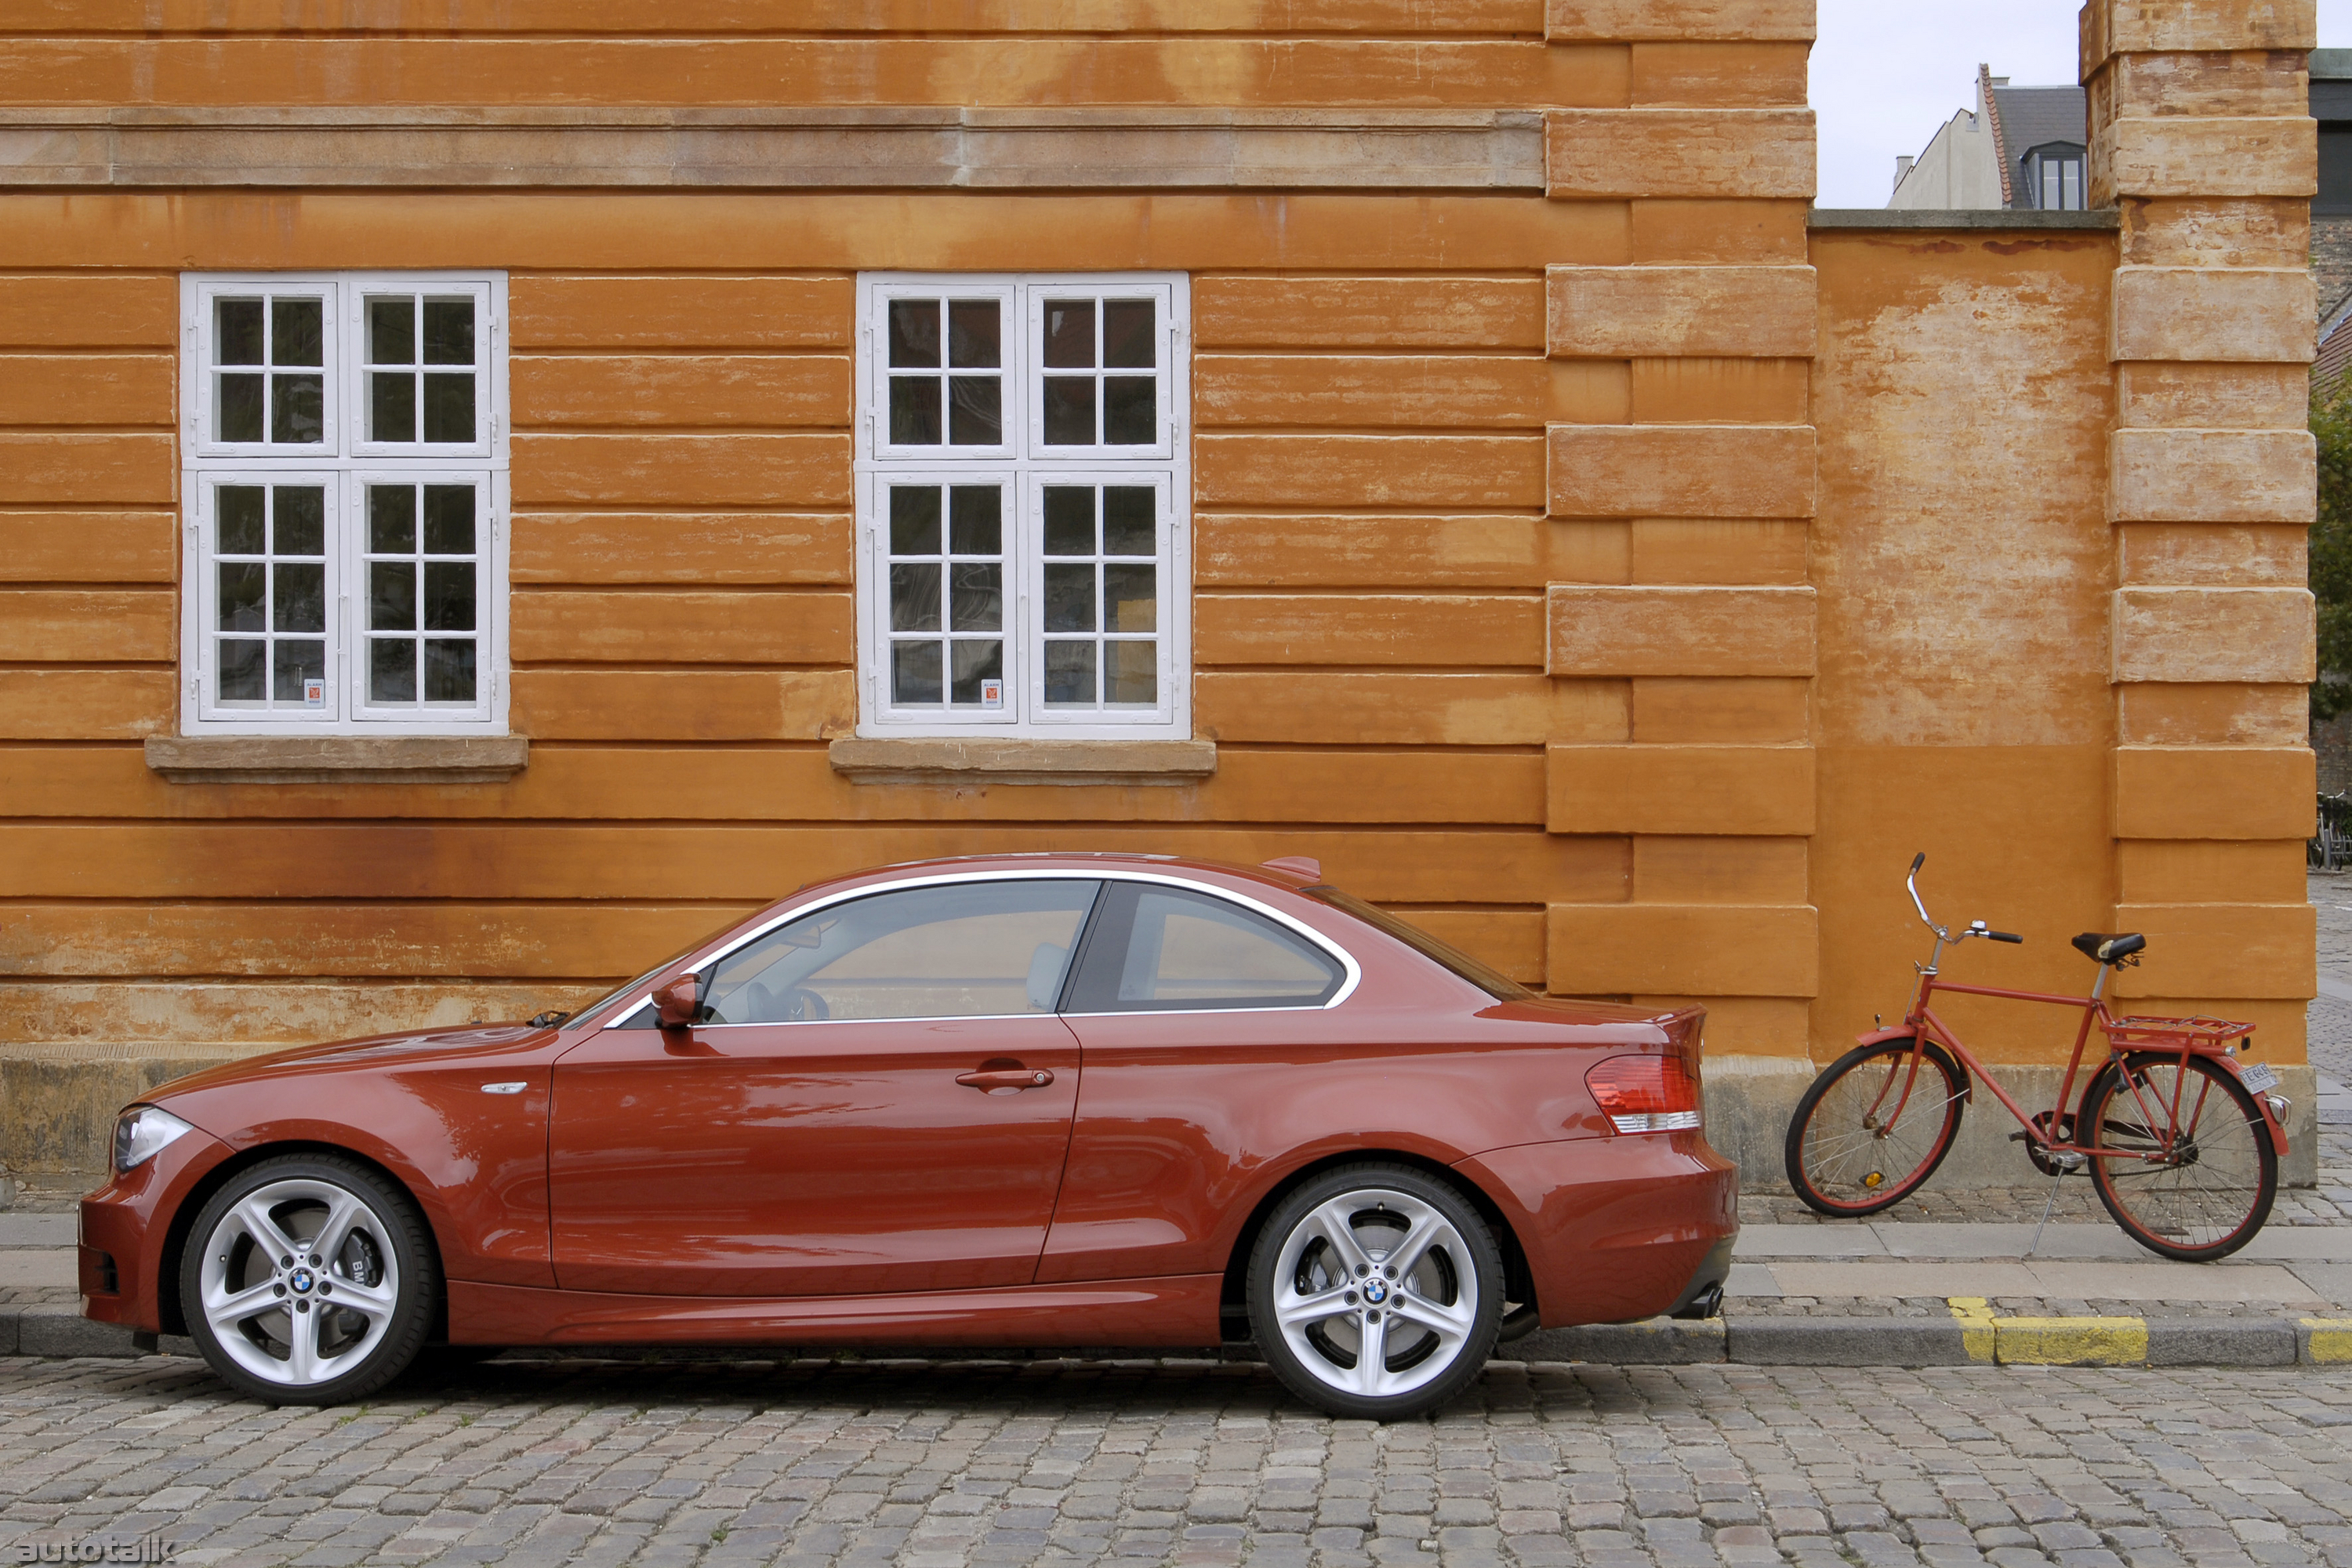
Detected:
[2084,1053,2276,1261]
[1785,1038,1968,1216]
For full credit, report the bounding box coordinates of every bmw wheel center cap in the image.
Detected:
[1363,1278,1388,1305]
[289,1268,315,1293]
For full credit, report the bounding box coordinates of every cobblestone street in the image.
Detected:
[6,1356,2352,1568]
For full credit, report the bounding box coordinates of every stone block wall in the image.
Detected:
[2088,0,2320,1042]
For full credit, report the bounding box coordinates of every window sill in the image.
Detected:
[145,735,528,784]
[829,736,1217,787]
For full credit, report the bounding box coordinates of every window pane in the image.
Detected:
[1042,376,1094,445]
[889,376,942,444]
[371,561,417,631]
[949,563,1002,632]
[271,374,324,444]
[218,374,264,442]
[1104,564,1156,632]
[889,486,942,554]
[371,371,416,441]
[371,637,418,702]
[423,299,474,365]
[889,299,942,368]
[271,299,322,367]
[274,563,325,633]
[1107,640,1156,705]
[1103,377,1155,445]
[1102,488,1154,555]
[705,880,1099,1024]
[273,488,326,556]
[949,485,1000,555]
[368,485,416,551]
[272,640,325,702]
[1114,888,1340,1009]
[1042,299,1094,368]
[218,486,266,554]
[890,563,942,633]
[2063,160,2081,209]
[216,299,263,365]
[217,563,267,633]
[1102,300,1155,368]
[422,372,475,442]
[1043,488,1094,555]
[424,639,477,702]
[423,485,475,554]
[368,297,415,365]
[892,640,943,704]
[950,639,1004,706]
[947,299,1000,368]
[1044,564,1096,633]
[947,376,1001,445]
[1044,640,1095,705]
[423,562,476,631]
[217,638,265,702]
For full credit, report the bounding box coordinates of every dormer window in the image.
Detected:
[2024,144,2085,210]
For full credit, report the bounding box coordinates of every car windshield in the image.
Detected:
[1302,884,1533,1002]
[561,910,758,1027]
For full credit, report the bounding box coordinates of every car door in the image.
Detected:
[550,877,1099,1298]
[1040,880,1354,1285]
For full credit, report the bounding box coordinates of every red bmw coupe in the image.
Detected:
[82,854,1737,1419]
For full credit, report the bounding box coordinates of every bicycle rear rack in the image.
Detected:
[2101,1014,2256,1052]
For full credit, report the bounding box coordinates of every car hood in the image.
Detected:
[142,1022,558,1105]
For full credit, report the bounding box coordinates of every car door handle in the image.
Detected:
[956,1066,1054,1092]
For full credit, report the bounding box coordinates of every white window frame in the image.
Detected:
[179,272,510,736]
[855,272,1190,740]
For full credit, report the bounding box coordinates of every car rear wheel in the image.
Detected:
[1247,1163,1503,1421]
[180,1154,437,1406]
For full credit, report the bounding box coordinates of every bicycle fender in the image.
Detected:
[1850,1026,1972,1102]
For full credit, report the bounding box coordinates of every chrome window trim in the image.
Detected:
[597,867,1363,1029]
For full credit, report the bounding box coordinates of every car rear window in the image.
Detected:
[1302,885,1533,1002]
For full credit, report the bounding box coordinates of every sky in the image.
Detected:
[1813,0,2352,208]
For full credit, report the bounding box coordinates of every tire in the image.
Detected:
[180,1153,438,1406]
[2083,1054,2277,1261]
[1784,1038,1968,1217]
[1246,1163,1503,1421]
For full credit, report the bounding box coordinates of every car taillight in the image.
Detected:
[1587,1054,1701,1134]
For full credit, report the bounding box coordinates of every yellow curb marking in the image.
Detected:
[1947,1298,1996,1364]
[2303,1319,2352,1363]
[1946,1298,2148,1366]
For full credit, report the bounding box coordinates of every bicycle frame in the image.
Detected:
[1863,862,2263,1169]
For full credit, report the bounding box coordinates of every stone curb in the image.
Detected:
[4,1305,2345,1368]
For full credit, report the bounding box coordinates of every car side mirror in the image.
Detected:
[654,974,701,1032]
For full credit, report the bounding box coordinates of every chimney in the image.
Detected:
[1893,154,1915,193]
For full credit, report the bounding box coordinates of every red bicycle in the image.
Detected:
[1784,854,2291,1261]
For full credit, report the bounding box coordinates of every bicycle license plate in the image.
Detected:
[2238,1062,2280,1093]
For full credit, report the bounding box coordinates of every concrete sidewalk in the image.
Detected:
[10,1197,2352,1368]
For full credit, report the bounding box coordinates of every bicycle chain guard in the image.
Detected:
[2013,1110,2076,1177]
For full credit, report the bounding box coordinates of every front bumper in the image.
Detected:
[79,1123,235,1333]
[1455,1131,1739,1328]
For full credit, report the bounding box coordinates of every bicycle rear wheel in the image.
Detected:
[2084,1053,2276,1261]
[1785,1038,1968,1217]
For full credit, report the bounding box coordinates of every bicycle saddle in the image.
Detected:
[2071,931,2146,964]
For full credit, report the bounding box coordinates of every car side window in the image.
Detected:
[697,880,1100,1024]
[1065,883,1343,1014]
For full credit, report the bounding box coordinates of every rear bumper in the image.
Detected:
[1454,1131,1738,1328]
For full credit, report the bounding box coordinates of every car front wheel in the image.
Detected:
[180,1153,437,1405]
[1247,1163,1504,1420]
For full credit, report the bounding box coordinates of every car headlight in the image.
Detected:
[113,1105,194,1171]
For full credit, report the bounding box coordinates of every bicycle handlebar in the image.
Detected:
[1907,855,2026,947]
